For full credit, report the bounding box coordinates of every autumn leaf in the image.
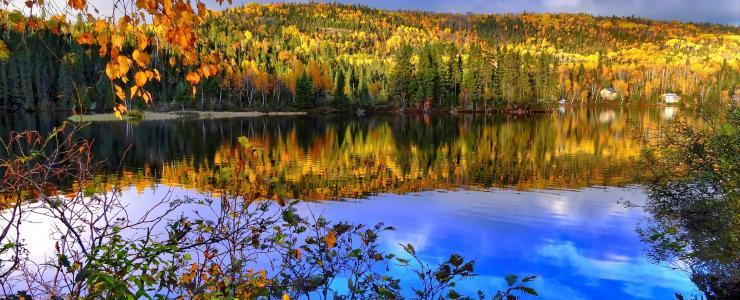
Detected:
[116,56,131,77]
[325,230,337,249]
[134,71,148,87]
[113,103,127,119]
[94,19,107,33]
[132,50,150,67]
[68,0,86,10]
[111,34,124,48]
[292,248,302,260]
[75,33,94,45]
[186,71,201,85]
[137,33,148,50]
[142,91,152,104]
[105,62,117,79]
[197,1,207,14]
[114,84,126,100]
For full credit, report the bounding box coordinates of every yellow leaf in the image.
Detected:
[137,34,148,50]
[132,50,150,68]
[114,85,125,100]
[325,230,336,249]
[113,103,127,119]
[94,20,106,33]
[105,62,117,79]
[111,34,124,48]
[142,91,152,104]
[134,71,147,87]
[116,55,131,76]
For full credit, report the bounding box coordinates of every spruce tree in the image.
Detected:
[294,73,314,110]
[389,44,414,107]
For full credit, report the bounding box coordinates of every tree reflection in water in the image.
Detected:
[0,124,536,299]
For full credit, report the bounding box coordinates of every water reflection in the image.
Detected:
[0,107,697,298]
[0,107,674,198]
[102,185,693,299]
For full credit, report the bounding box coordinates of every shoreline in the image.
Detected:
[67,111,307,122]
[63,103,685,122]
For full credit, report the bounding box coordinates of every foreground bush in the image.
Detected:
[0,124,537,299]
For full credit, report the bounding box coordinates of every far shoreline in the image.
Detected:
[59,102,686,122]
[67,110,307,122]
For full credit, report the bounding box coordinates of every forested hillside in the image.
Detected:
[1,2,739,112]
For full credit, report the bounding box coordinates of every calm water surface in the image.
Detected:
[1,106,696,299]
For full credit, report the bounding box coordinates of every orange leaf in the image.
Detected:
[113,103,127,119]
[325,230,336,249]
[111,34,124,48]
[114,85,126,100]
[186,71,201,85]
[76,33,94,45]
[94,20,107,33]
[134,71,148,87]
[142,91,152,104]
[68,0,86,10]
[132,50,150,68]
[105,62,117,79]
[137,34,148,50]
[116,55,131,76]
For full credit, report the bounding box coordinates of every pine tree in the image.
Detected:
[389,44,414,107]
[294,73,314,110]
[333,69,348,109]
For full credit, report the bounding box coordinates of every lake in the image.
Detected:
[0,106,697,299]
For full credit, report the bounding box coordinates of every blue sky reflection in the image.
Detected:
[298,187,697,299]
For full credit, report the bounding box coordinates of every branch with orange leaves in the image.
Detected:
[5,0,233,118]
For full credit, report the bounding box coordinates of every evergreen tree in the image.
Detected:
[333,69,348,109]
[389,44,414,107]
[294,73,314,110]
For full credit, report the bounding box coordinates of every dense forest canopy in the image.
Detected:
[0,2,739,113]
